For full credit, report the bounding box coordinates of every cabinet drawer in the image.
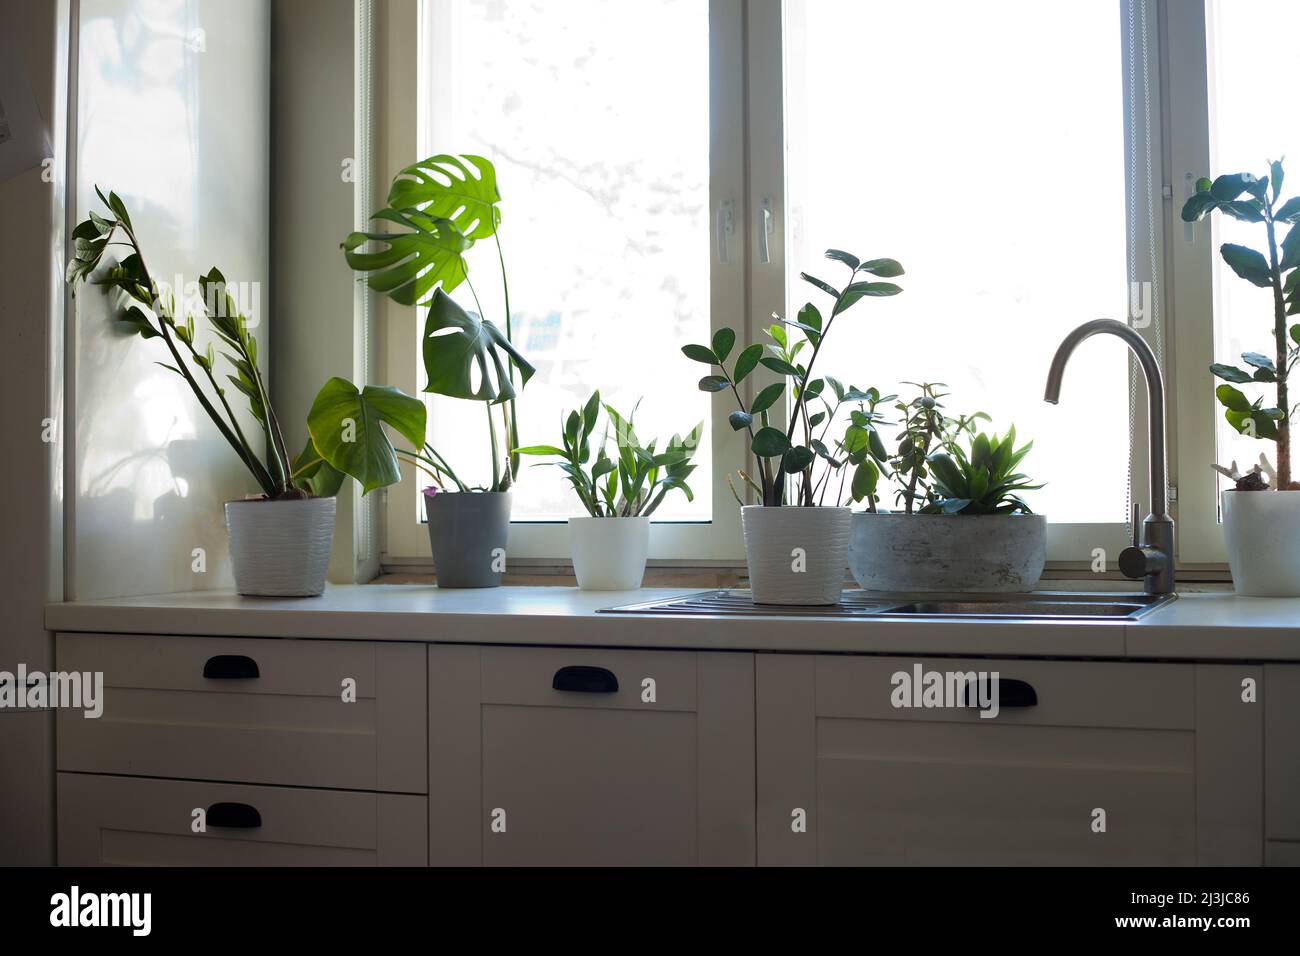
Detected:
[56,634,426,793]
[57,773,426,866]
[480,646,697,711]
[815,656,1194,729]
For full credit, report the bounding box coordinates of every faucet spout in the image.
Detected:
[1044,319,1174,594]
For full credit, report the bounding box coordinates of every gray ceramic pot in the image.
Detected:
[426,491,512,588]
[224,496,336,597]
[848,512,1047,593]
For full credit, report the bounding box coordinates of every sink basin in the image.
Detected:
[600,589,1175,621]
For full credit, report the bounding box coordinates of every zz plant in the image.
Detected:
[66,189,422,500]
[343,154,533,494]
[1182,160,1300,490]
[684,247,904,506]
[515,391,703,517]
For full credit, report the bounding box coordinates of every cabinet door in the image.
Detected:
[1266,664,1300,843]
[429,646,754,866]
[58,773,427,866]
[757,654,1197,866]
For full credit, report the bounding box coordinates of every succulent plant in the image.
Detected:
[924,426,1041,516]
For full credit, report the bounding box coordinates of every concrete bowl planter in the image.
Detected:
[1222,489,1300,596]
[849,512,1047,593]
[224,497,336,597]
[569,516,650,590]
[425,490,512,588]
[742,505,851,605]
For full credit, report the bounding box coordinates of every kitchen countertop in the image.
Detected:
[44,584,1300,661]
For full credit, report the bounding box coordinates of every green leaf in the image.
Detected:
[293,438,346,499]
[750,382,786,415]
[343,209,471,306]
[851,461,878,501]
[1210,172,1260,201]
[1281,224,1300,272]
[1242,351,1275,371]
[783,445,815,473]
[1222,200,1265,223]
[868,428,889,463]
[422,289,535,403]
[1271,161,1285,202]
[682,343,718,365]
[1273,196,1300,223]
[698,375,730,392]
[1210,363,1253,384]
[1215,383,1253,413]
[1220,243,1274,288]
[729,410,753,431]
[733,344,763,384]
[751,427,791,458]
[797,302,823,333]
[800,273,840,299]
[760,357,800,377]
[1181,191,1218,222]
[307,378,428,494]
[514,444,567,457]
[857,258,905,278]
[1195,176,1214,194]
[824,249,859,270]
[835,281,903,316]
[386,154,502,241]
[711,328,736,363]
[1291,324,1300,345]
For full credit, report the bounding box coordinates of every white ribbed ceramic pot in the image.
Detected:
[1222,490,1300,596]
[569,516,650,590]
[741,505,851,605]
[224,497,336,597]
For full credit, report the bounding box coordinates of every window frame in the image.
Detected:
[380,0,1236,573]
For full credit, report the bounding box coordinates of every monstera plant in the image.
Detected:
[66,188,423,596]
[342,153,533,494]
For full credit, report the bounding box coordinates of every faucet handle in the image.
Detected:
[1130,500,1140,548]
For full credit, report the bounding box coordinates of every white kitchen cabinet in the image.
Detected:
[757,654,1210,866]
[428,645,755,866]
[1265,664,1300,862]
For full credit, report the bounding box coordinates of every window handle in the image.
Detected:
[759,198,774,264]
[716,199,735,264]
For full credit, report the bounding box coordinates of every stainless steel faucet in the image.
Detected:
[1044,319,1175,595]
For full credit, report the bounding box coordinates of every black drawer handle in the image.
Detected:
[963,677,1037,709]
[202,655,260,680]
[206,802,262,829]
[552,665,619,694]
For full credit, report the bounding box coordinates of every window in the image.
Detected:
[381,0,1261,569]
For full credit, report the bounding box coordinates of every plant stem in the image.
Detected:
[1265,210,1292,487]
[486,403,501,491]
[494,231,522,479]
[423,443,469,492]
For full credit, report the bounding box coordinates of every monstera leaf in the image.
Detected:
[293,438,345,499]
[422,290,535,403]
[342,208,471,306]
[307,378,428,494]
[387,154,502,240]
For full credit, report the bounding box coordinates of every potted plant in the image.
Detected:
[684,247,904,604]
[847,386,1046,593]
[1182,161,1300,595]
[343,154,534,587]
[515,392,702,590]
[67,189,424,597]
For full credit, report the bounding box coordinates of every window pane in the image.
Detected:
[1207,0,1300,486]
[420,0,712,521]
[784,0,1129,523]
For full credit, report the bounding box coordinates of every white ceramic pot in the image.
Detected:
[741,505,851,605]
[1222,489,1300,596]
[224,496,336,597]
[849,512,1047,593]
[569,516,650,590]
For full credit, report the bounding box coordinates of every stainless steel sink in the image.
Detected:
[601,590,1175,621]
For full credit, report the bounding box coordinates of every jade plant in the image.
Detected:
[66,188,424,500]
[515,391,703,517]
[684,247,904,506]
[343,154,533,494]
[1181,160,1300,490]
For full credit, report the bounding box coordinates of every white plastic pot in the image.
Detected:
[1222,489,1300,597]
[224,496,336,597]
[569,516,650,590]
[848,512,1047,593]
[741,505,851,605]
